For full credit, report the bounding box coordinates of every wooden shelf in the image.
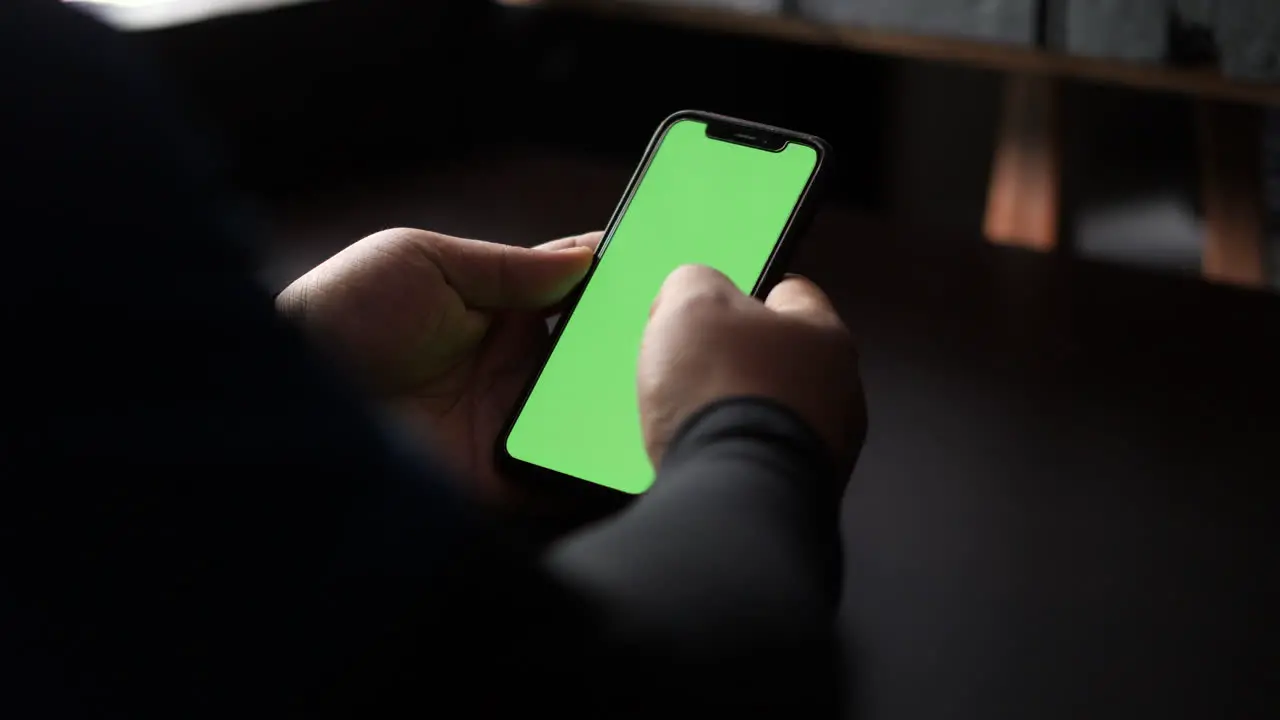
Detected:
[509,0,1280,108]
[508,0,1275,289]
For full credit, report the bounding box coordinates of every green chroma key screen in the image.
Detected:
[505,118,819,494]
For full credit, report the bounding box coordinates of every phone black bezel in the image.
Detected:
[494,109,832,512]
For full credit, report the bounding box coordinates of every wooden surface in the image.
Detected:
[268,142,1280,720]
[984,74,1062,251]
[1197,101,1268,288]
[511,0,1280,107]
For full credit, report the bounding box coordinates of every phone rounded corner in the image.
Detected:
[658,110,725,139]
[660,109,707,128]
[794,135,833,202]
[494,424,527,474]
[796,134,832,167]
[810,134,834,155]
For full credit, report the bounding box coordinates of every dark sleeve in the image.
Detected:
[0,3,844,717]
[0,2,519,715]
[549,398,845,715]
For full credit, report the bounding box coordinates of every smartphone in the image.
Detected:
[497,110,829,498]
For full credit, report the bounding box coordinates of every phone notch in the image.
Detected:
[704,119,788,152]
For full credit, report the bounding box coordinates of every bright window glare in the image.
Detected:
[64,0,318,30]
[68,1,186,5]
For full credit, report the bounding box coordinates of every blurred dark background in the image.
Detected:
[71,1,1278,718]
[95,0,1280,288]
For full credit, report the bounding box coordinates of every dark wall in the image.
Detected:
[879,59,1002,233]
[132,0,500,200]
[127,2,890,211]
[494,6,892,209]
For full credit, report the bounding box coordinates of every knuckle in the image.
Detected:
[670,264,725,289]
[666,263,712,282]
[654,265,732,317]
[669,289,732,330]
[371,227,437,247]
[681,284,732,310]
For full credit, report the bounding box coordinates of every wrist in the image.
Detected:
[660,396,851,498]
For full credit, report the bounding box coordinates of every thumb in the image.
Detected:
[764,274,842,327]
[430,234,594,309]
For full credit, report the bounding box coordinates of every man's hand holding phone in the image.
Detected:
[639,264,866,482]
[277,228,600,506]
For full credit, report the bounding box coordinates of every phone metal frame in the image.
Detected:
[494,109,832,512]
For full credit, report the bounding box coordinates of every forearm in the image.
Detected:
[547,398,846,712]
